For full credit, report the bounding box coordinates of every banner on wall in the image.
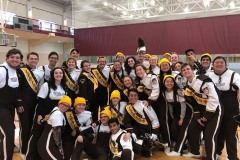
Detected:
[74,15,240,56]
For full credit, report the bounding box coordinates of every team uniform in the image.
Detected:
[124,69,136,82]
[62,59,82,71]
[108,69,125,95]
[183,75,222,160]
[78,70,98,121]
[209,69,240,160]
[37,107,66,160]
[63,110,93,160]
[17,65,44,155]
[64,69,80,102]
[109,129,134,160]
[38,65,52,83]
[71,123,111,160]
[26,82,67,160]
[92,66,110,118]
[162,90,193,153]
[0,62,20,160]
[151,66,160,76]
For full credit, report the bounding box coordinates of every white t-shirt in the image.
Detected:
[48,107,66,127]
[38,82,65,100]
[38,65,51,81]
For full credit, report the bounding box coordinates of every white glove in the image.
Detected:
[131,133,137,142]
[151,134,158,141]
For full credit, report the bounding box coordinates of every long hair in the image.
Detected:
[112,60,124,79]
[162,76,180,103]
[134,64,147,84]
[48,67,67,90]
[124,56,137,75]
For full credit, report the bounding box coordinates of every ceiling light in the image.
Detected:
[145,11,150,17]
[203,0,210,7]
[103,2,108,7]
[229,1,235,9]
[184,6,189,12]
[132,2,138,9]
[122,11,128,16]
[159,6,164,12]
[150,0,155,6]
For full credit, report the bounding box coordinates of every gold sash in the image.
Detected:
[92,69,108,87]
[126,104,148,125]
[137,85,151,96]
[82,72,98,92]
[65,111,80,130]
[110,71,124,90]
[111,107,124,125]
[109,139,119,156]
[20,68,38,93]
[64,71,77,92]
[184,87,208,105]
[123,89,128,97]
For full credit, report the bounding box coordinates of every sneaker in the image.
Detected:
[164,147,171,154]
[166,151,181,156]
[182,152,201,158]
[14,145,20,153]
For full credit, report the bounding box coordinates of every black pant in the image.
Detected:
[0,108,15,160]
[71,137,108,160]
[25,121,44,160]
[18,104,36,155]
[216,115,239,160]
[171,117,191,153]
[188,108,222,160]
[112,149,133,160]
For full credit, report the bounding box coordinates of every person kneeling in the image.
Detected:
[109,118,134,160]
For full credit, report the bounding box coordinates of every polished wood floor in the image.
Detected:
[12,114,240,160]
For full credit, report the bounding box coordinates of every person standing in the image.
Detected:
[0,48,23,160]
[209,56,240,160]
[92,57,110,120]
[38,51,59,83]
[17,52,44,158]
[78,60,99,121]
[181,63,222,160]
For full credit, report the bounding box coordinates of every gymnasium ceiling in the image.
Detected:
[51,0,240,28]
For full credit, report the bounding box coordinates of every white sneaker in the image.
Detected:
[164,147,171,154]
[182,152,201,158]
[166,151,181,156]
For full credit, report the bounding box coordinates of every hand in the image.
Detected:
[187,54,196,62]
[71,130,76,137]
[151,134,158,141]
[178,119,183,126]
[201,117,207,122]
[197,119,205,127]
[17,106,24,113]
[77,135,83,143]
[123,133,131,141]
[142,100,149,106]
[37,115,43,125]
[44,114,50,121]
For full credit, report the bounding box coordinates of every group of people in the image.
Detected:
[0,37,239,160]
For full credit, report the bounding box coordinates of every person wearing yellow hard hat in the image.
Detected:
[38,95,72,160]
[64,97,94,160]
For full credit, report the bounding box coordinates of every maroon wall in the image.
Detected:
[74,15,240,56]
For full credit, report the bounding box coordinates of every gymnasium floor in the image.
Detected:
[13,114,240,160]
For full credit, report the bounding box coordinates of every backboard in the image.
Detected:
[0,33,17,47]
